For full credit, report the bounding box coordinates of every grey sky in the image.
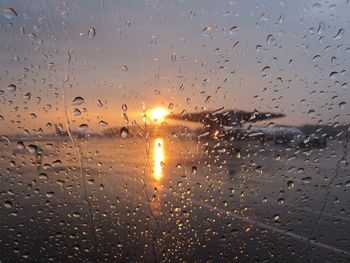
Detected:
[0,0,349,134]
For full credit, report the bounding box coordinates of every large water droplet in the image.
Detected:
[78,124,89,132]
[302,177,312,184]
[316,22,324,34]
[46,192,55,198]
[192,166,197,174]
[4,200,12,209]
[333,28,344,40]
[273,214,280,222]
[287,180,294,189]
[98,120,108,127]
[229,26,239,35]
[88,27,96,39]
[17,141,25,151]
[72,96,84,106]
[3,8,17,19]
[73,108,81,116]
[330,71,338,79]
[339,101,346,110]
[171,52,176,63]
[120,127,129,139]
[28,144,38,154]
[7,84,16,92]
[122,103,128,112]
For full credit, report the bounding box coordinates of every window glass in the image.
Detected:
[0,0,349,261]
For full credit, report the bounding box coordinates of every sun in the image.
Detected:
[150,107,169,123]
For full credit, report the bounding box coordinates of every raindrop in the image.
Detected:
[73,108,81,116]
[4,200,12,209]
[333,28,344,40]
[88,27,96,39]
[99,120,108,127]
[46,192,55,198]
[235,150,241,159]
[278,14,285,24]
[52,160,62,167]
[72,97,84,106]
[28,144,38,154]
[39,173,48,180]
[261,12,270,22]
[262,66,271,72]
[330,71,338,79]
[339,101,346,110]
[7,84,16,92]
[73,212,81,218]
[312,55,321,61]
[273,214,280,222]
[171,52,176,63]
[97,99,103,107]
[3,8,17,19]
[307,109,315,115]
[312,3,322,10]
[1,135,11,145]
[123,113,129,124]
[331,56,337,64]
[24,93,31,101]
[302,177,312,184]
[122,103,128,112]
[317,22,325,34]
[277,198,285,205]
[229,26,239,35]
[17,141,25,151]
[120,127,129,139]
[192,166,197,174]
[202,26,211,32]
[78,124,89,132]
[287,180,294,189]
[121,65,128,71]
[297,167,305,173]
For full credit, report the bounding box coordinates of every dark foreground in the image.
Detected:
[0,135,349,262]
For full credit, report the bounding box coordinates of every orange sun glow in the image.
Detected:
[150,107,169,123]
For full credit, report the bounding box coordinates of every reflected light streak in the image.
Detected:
[153,138,164,180]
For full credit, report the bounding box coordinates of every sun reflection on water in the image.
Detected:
[153,137,164,180]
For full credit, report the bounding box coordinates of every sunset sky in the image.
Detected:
[0,0,349,135]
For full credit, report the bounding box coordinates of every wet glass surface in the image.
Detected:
[0,0,349,262]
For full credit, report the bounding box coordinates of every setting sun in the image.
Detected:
[150,107,169,123]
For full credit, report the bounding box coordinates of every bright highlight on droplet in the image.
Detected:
[150,107,168,123]
[153,138,164,180]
